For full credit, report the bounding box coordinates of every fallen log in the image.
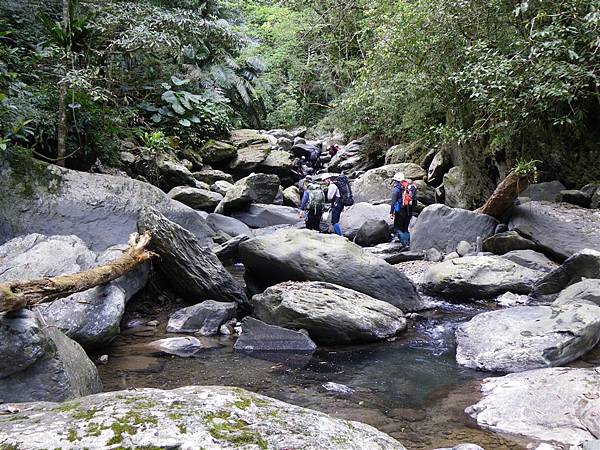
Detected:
[0,232,154,313]
[475,171,530,220]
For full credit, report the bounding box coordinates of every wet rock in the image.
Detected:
[239,229,424,311]
[443,166,469,209]
[167,301,237,335]
[213,234,250,261]
[192,168,234,185]
[0,309,102,402]
[216,172,280,213]
[521,181,566,202]
[556,189,592,208]
[554,279,600,307]
[456,303,600,372]
[168,186,223,212]
[197,140,237,164]
[354,219,390,247]
[234,317,317,352]
[146,336,220,357]
[252,281,407,345]
[352,163,427,203]
[421,255,545,299]
[365,243,423,264]
[231,204,302,228]
[482,230,536,255]
[532,249,600,301]
[322,382,354,396]
[501,249,556,272]
[466,367,600,446]
[509,201,600,259]
[138,208,247,305]
[427,151,451,186]
[283,185,301,207]
[206,213,253,237]
[211,180,233,196]
[455,240,472,257]
[0,385,405,449]
[229,143,271,173]
[339,202,393,240]
[495,291,529,307]
[411,204,498,253]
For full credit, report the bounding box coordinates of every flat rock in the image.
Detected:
[509,201,600,259]
[229,128,268,147]
[252,281,407,345]
[483,231,537,255]
[501,249,556,273]
[339,202,393,240]
[365,243,424,264]
[352,163,426,203]
[168,186,222,211]
[456,303,600,372]
[206,213,253,237]
[521,181,566,201]
[192,168,234,185]
[239,229,424,311]
[554,279,600,307]
[411,204,498,253]
[145,336,221,357]
[231,204,302,228]
[466,367,600,446]
[234,317,317,352]
[0,386,405,449]
[211,179,233,196]
[421,255,545,299]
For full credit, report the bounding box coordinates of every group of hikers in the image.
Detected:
[297,162,417,247]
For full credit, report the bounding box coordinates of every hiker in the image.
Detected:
[309,147,321,171]
[324,174,354,236]
[299,178,325,231]
[328,144,339,157]
[390,172,417,246]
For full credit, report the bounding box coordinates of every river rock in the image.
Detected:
[156,158,199,191]
[216,172,280,213]
[592,189,600,209]
[259,150,294,177]
[509,201,600,259]
[0,156,215,250]
[0,385,405,449]
[197,140,237,164]
[553,279,600,307]
[456,303,600,372]
[252,281,407,345]
[365,243,424,264]
[521,181,566,201]
[229,143,271,173]
[192,168,234,185]
[239,229,423,311]
[556,189,592,208]
[466,367,600,446]
[354,219,390,247]
[0,309,102,402]
[482,230,537,255]
[146,336,219,357]
[213,234,250,262]
[138,208,247,305]
[384,144,408,164]
[443,166,469,209]
[532,249,600,300]
[411,204,498,253]
[421,255,545,299]
[283,185,301,207]
[231,204,302,228]
[339,202,393,240]
[167,301,237,335]
[168,186,223,211]
[427,151,451,186]
[211,180,233,196]
[352,164,427,203]
[413,179,436,205]
[206,213,253,237]
[501,249,556,273]
[234,317,317,352]
[229,128,269,147]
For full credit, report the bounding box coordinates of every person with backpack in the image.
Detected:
[299,179,326,231]
[390,172,417,246]
[323,174,354,236]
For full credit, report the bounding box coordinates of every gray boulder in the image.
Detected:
[167,301,237,335]
[252,281,407,345]
[366,243,424,264]
[192,168,234,185]
[421,255,545,299]
[0,385,405,449]
[229,128,269,147]
[592,189,600,209]
[483,230,537,255]
[501,249,556,273]
[283,185,301,207]
[384,144,408,164]
[229,143,271,173]
[427,151,451,186]
[197,140,237,164]
[231,204,302,229]
[443,166,469,209]
[466,367,600,446]
[456,303,600,372]
[509,201,600,259]
[138,208,247,305]
[521,181,566,201]
[157,158,198,191]
[339,202,393,240]
[213,234,251,262]
[0,156,215,250]
[206,213,253,237]
[0,309,102,402]
[354,219,390,247]
[556,189,592,208]
[211,180,233,196]
[168,186,223,212]
[145,336,220,357]
[239,230,423,311]
[216,172,280,213]
[234,317,317,352]
[259,150,294,177]
[413,179,436,205]
[352,163,427,203]
[554,279,600,307]
[411,204,498,253]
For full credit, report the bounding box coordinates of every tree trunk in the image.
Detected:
[475,171,530,220]
[56,0,70,167]
[0,232,154,313]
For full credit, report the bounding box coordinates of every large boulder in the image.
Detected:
[413,179,436,205]
[521,180,566,201]
[197,140,237,164]
[234,317,317,352]
[239,229,423,311]
[0,385,405,449]
[211,180,234,196]
[0,234,148,347]
[421,255,545,299]
[410,204,498,253]
[0,156,214,250]
[252,281,407,345]
[206,213,253,237]
[192,169,234,186]
[167,301,237,335]
[352,163,427,203]
[282,185,301,207]
[231,204,302,228]
[138,209,247,305]
[531,249,600,300]
[592,189,600,209]
[354,219,390,247]
[482,230,537,255]
[259,150,294,178]
[554,279,600,307]
[427,151,451,186]
[0,309,102,402]
[216,173,280,213]
[168,186,223,212]
[443,166,469,209]
[556,189,592,208]
[501,249,556,272]
[229,129,268,147]
[156,158,198,191]
[456,303,600,372]
[466,367,600,446]
[339,202,393,240]
[384,144,408,164]
[229,143,271,173]
[509,201,600,259]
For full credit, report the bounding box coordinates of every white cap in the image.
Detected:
[392,172,405,182]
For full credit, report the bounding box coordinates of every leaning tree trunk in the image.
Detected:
[0,232,154,313]
[475,171,530,220]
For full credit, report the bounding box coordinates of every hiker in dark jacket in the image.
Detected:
[300,178,325,231]
[324,174,343,236]
[390,172,416,246]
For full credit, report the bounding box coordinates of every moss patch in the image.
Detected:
[204,411,267,449]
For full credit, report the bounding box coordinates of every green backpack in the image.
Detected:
[306,184,325,213]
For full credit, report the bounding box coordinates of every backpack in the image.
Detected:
[394,182,417,212]
[334,175,354,206]
[306,184,325,213]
